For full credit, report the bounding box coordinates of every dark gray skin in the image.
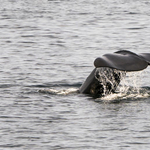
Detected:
[79,50,150,97]
[94,50,150,71]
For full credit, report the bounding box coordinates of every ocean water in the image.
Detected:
[0,0,150,149]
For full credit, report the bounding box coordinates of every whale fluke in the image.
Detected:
[139,53,150,64]
[94,50,150,71]
[79,50,150,96]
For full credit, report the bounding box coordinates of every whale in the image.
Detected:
[79,50,150,97]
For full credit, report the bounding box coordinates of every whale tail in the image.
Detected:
[80,50,150,97]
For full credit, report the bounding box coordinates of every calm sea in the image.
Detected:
[0,0,150,149]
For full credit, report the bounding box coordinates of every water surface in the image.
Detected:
[0,0,150,149]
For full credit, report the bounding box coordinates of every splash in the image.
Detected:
[39,88,79,95]
[99,70,150,102]
[38,69,150,101]
[100,90,149,102]
[94,67,126,96]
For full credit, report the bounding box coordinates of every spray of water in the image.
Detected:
[101,70,149,101]
[39,68,150,101]
[94,67,126,96]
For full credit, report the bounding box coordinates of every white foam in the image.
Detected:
[39,88,79,95]
[100,92,149,101]
[99,70,150,101]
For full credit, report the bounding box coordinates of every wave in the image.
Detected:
[38,85,150,102]
[38,88,79,95]
[27,82,82,88]
[96,86,150,103]
[38,72,150,101]
[0,84,19,88]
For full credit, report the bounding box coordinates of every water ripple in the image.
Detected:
[0,0,150,149]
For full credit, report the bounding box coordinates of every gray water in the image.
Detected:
[1,0,150,149]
